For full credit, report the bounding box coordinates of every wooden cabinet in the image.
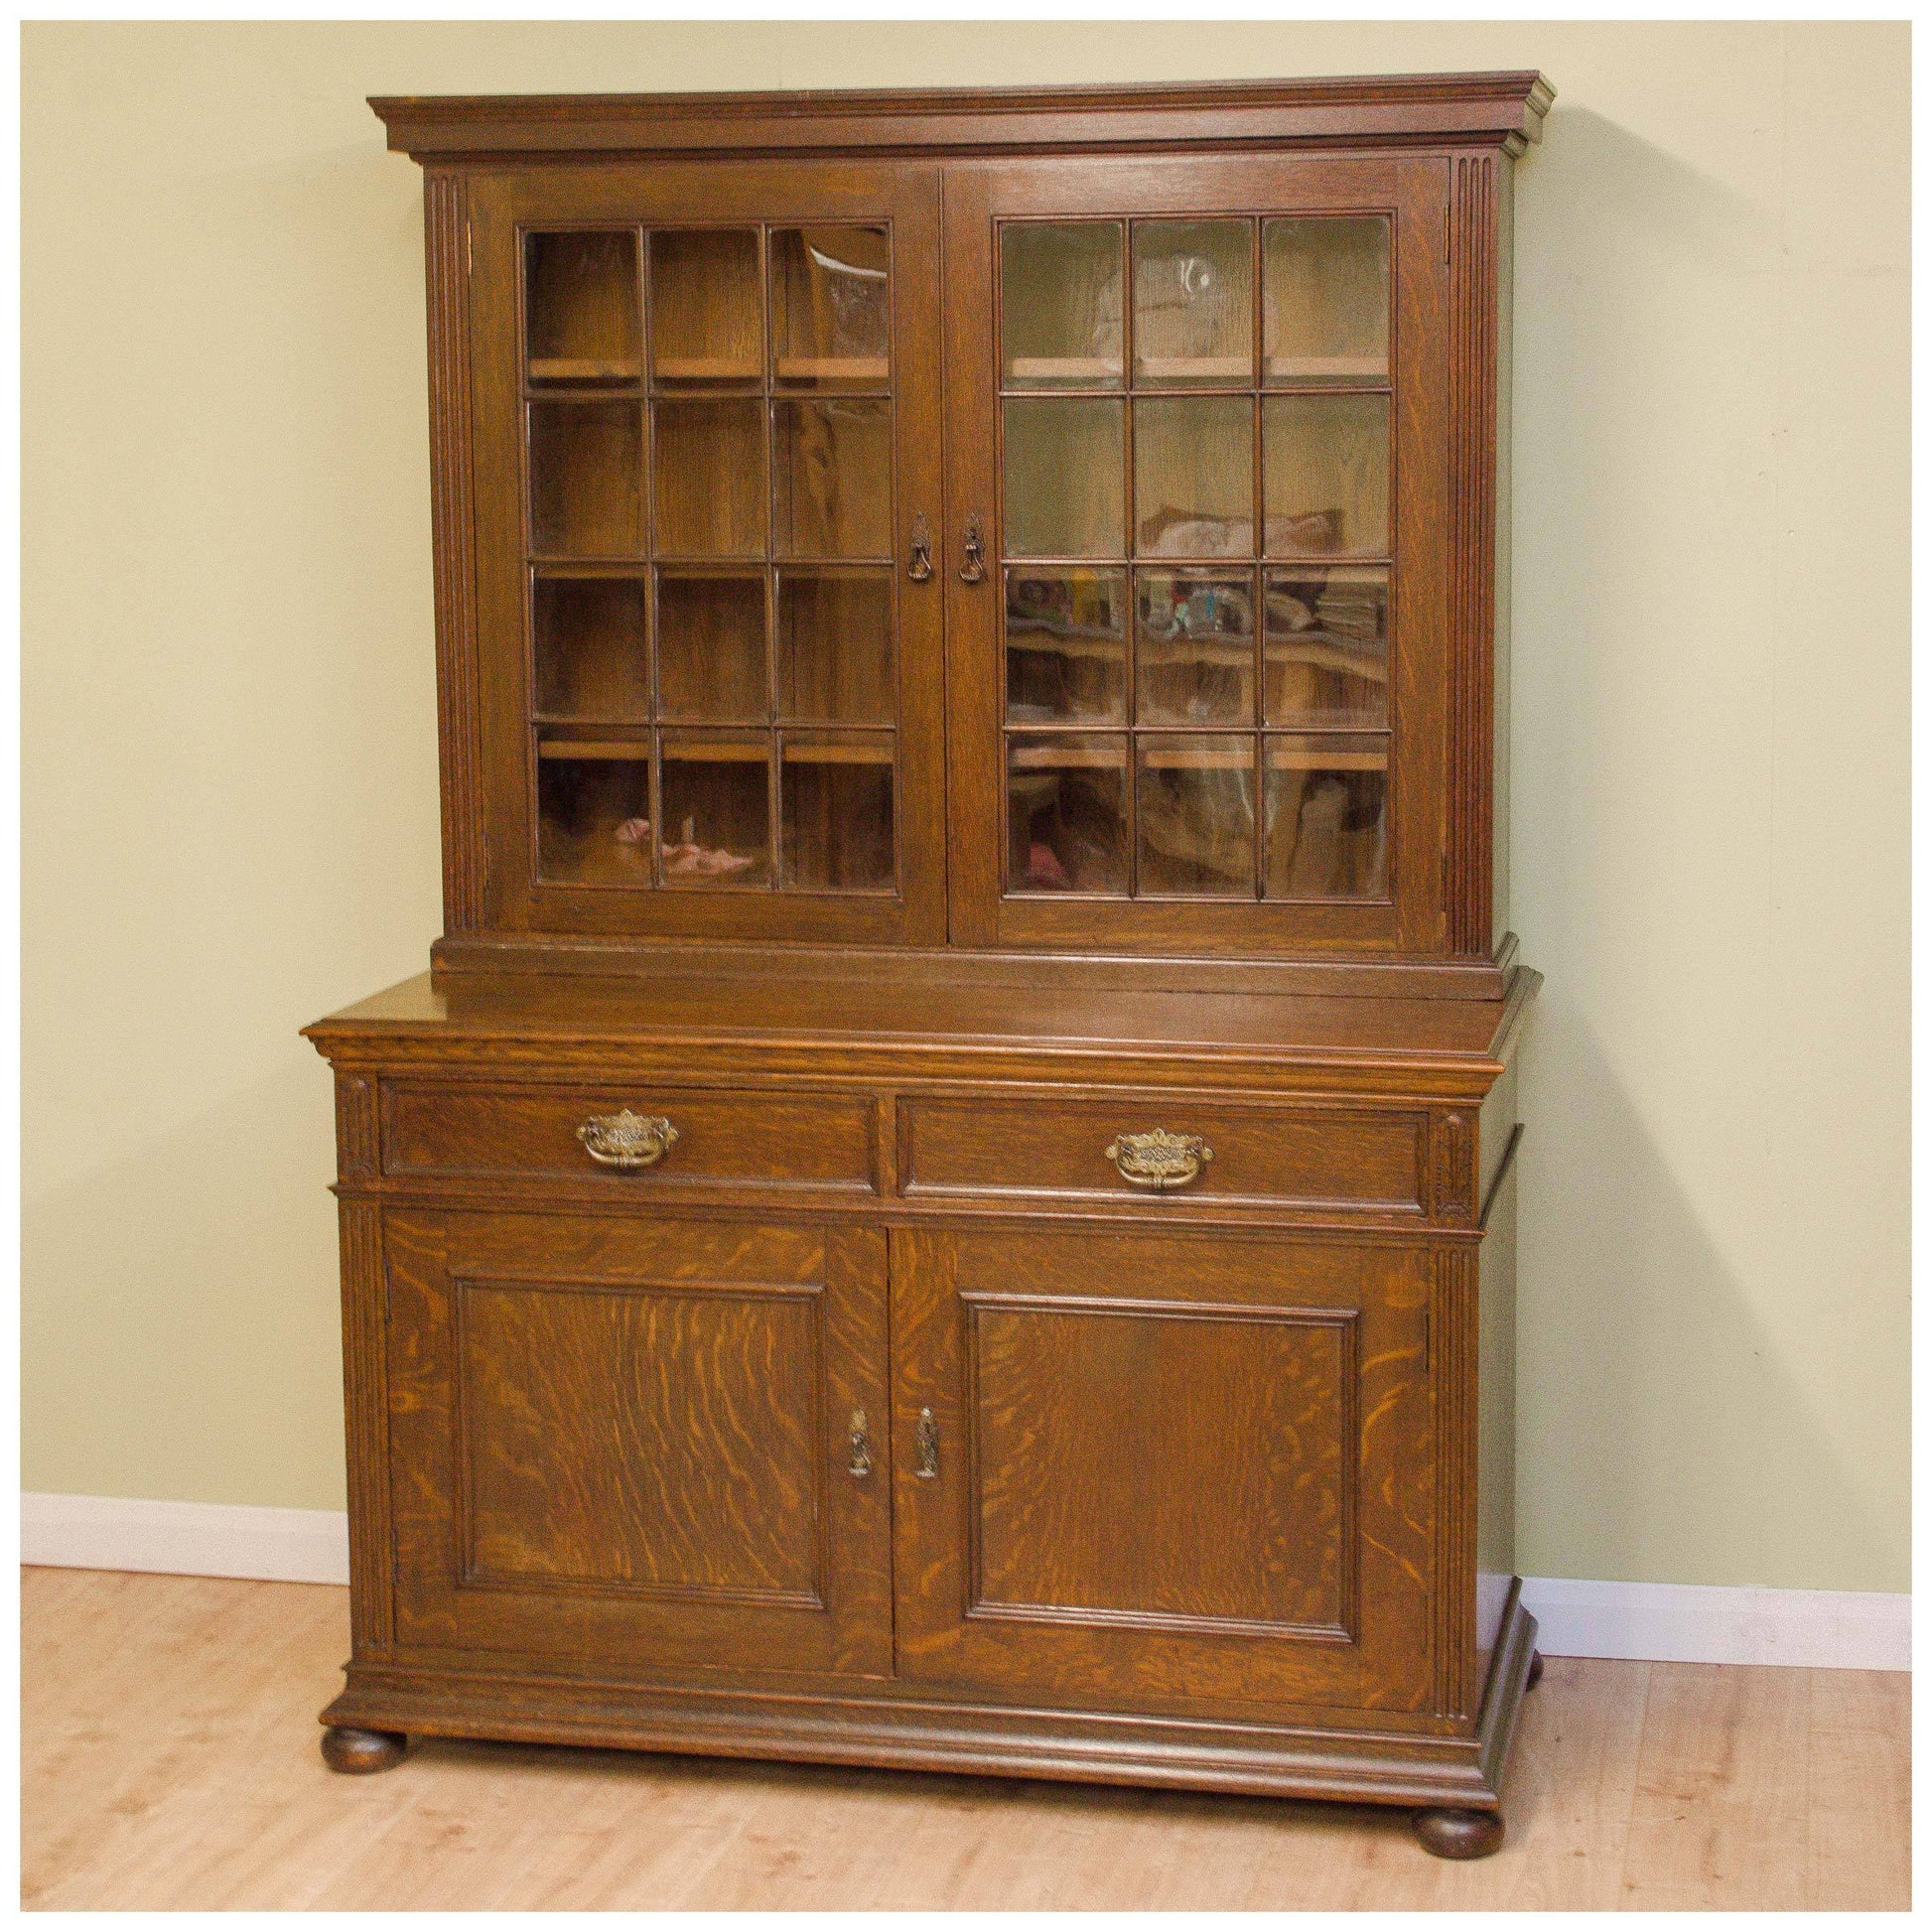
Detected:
[308,71,1551,1859]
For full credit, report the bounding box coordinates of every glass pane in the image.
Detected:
[533,576,648,720]
[659,737,770,887]
[773,399,893,558]
[526,231,641,383]
[655,571,766,722]
[1005,566,1127,725]
[1135,569,1255,727]
[1263,393,1389,557]
[648,228,761,384]
[1006,733,1128,895]
[1001,221,1124,389]
[781,735,895,890]
[536,743,652,886]
[777,568,894,724]
[1264,566,1389,727]
[651,399,766,557]
[1263,733,1389,898]
[771,226,891,390]
[529,402,643,556]
[1004,398,1124,558]
[1135,395,1254,558]
[1264,217,1389,384]
[1133,220,1253,386]
[1137,734,1256,897]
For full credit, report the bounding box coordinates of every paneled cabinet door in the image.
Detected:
[466,161,946,947]
[383,1210,893,1678]
[942,152,1449,955]
[891,1226,1436,1716]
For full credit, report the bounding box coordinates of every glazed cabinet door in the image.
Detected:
[942,153,1449,955]
[891,1225,1436,1716]
[465,161,946,946]
[383,1210,893,1678]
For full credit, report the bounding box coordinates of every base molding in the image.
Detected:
[20,1494,1905,1671]
[323,1590,1539,1814]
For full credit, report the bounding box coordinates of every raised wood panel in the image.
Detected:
[383,1209,892,1678]
[893,1225,1435,1717]
[456,1276,823,1602]
[968,1293,1353,1637]
[900,1092,1425,1213]
[382,1080,877,1191]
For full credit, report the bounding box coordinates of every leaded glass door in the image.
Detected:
[943,154,1449,954]
[468,163,946,946]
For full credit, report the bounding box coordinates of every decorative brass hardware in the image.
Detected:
[915,1407,940,1478]
[848,1409,874,1478]
[958,515,986,585]
[1104,1129,1214,1190]
[907,512,933,583]
[576,1109,679,1171]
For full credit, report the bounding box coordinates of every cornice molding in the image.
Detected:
[370,71,1555,164]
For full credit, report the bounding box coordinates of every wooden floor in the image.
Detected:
[21,1567,1909,1911]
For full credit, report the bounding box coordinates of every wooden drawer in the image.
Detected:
[897,1094,1425,1215]
[381,1081,877,1192]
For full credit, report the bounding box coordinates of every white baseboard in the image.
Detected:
[1521,1576,1909,1672]
[17,1494,1908,1671]
[21,1491,348,1586]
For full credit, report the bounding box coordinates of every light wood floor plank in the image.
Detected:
[1619,1661,1813,1909]
[1806,1667,1912,1910]
[19,1568,1909,1911]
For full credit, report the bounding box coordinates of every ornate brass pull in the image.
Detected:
[848,1410,873,1478]
[915,1407,940,1478]
[1104,1129,1214,1191]
[576,1109,679,1172]
[958,514,986,585]
[907,512,933,583]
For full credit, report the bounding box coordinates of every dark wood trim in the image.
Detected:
[338,1200,395,1657]
[427,931,1522,1003]
[424,170,486,934]
[1431,1246,1477,1719]
[370,72,1554,164]
[1445,152,1499,956]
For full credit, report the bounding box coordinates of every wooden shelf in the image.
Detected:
[654,356,761,382]
[1008,356,1120,382]
[781,741,896,766]
[661,741,769,763]
[1265,354,1387,382]
[1264,741,1389,772]
[1138,354,1252,382]
[1009,742,1125,771]
[1266,638,1391,681]
[529,357,642,382]
[774,355,890,382]
[538,740,649,760]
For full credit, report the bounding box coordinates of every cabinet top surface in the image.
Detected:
[370,70,1554,161]
[306,966,1539,1075]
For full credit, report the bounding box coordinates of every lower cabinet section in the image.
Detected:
[375,1206,1440,1719]
[381,1210,893,1677]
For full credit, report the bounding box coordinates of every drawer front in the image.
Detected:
[899,1095,1425,1214]
[383,1081,877,1192]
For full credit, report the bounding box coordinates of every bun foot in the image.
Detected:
[1414,1807,1504,1860]
[321,1725,407,1774]
[1527,1649,1546,1690]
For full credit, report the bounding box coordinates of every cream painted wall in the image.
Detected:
[23,22,1908,1591]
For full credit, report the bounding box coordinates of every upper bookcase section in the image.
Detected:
[369,71,1553,165]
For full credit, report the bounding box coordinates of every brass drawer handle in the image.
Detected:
[577,1109,678,1171]
[848,1410,874,1478]
[915,1407,939,1479]
[1104,1129,1214,1191]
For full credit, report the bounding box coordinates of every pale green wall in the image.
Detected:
[23,21,1908,1591]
